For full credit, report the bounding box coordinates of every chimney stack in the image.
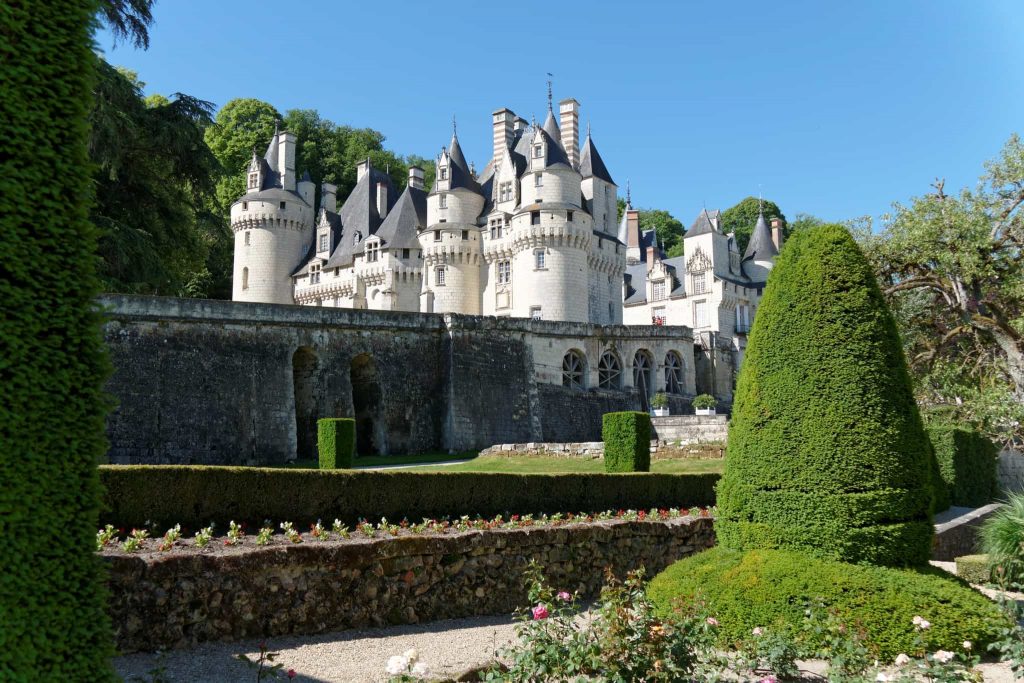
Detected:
[321,182,337,213]
[558,98,580,169]
[376,182,388,219]
[626,209,641,250]
[770,217,784,251]
[492,108,514,169]
[646,246,658,271]
[356,158,370,183]
[408,166,424,190]
[513,117,527,135]
[278,131,297,191]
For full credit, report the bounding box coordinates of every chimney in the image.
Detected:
[278,131,297,191]
[492,108,514,169]
[646,246,657,271]
[356,158,370,183]
[770,217,784,251]
[408,166,424,190]
[376,182,388,219]
[513,117,527,135]
[558,98,580,169]
[321,182,337,213]
[626,209,640,250]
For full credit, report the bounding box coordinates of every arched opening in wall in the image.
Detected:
[633,349,654,412]
[292,346,318,461]
[694,344,714,397]
[665,351,684,394]
[562,349,587,390]
[350,353,383,455]
[598,350,622,390]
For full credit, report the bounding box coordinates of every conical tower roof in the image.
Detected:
[743,211,779,261]
[579,133,614,184]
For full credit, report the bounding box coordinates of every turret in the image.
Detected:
[741,210,779,283]
[579,128,618,235]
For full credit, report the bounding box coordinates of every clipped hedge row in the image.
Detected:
[98,466,719,529]
[318,418,355,469]
[603,411,651,472]
[927,422,998,509]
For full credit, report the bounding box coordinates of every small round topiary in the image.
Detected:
[716,224,935,566]
[647,547,1009,661]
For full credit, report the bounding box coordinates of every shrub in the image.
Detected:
[692,394,716,410]
[603,411,651,472]
[980,493,1024,586]
[927,420,998,508]
[0,2,116,679]
[97,466,717,529]
[651,392,669,409]
[317,418,355,469]
[955,554,992,585]
[716,224,934,567]
[647,547,1009,661]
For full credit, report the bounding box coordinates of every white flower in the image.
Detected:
[385,655,409,675]
[963,640,972,650]
[894,653,911,667]
[403,648,419,663]
[752,627,764,636]
[876,673,890,682]
[411,661,429,676]
[912,615,924,626]
[933,650,955,663]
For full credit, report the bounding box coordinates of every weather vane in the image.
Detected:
[546,72,553,111]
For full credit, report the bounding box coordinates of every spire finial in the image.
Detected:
[586,120,591,138]
[626,179,632,207]
[546,72,553,111]
[274,119,281,135]
[452,115,457,137]
[758,185,764,214]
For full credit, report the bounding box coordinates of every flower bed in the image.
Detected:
[100,510,715,653]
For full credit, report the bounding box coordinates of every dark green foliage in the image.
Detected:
[716,224,935,566]
[97,466,718,529]
[720,197,787,254]
[980,493,1024,585]
[927,421,998,508]
[603,412,651,472]
[648,547,1008,661]
[955,554,992,585]
[0,1,116,679]
[317,418,355,469]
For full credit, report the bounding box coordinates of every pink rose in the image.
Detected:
[557,591,571,601]
[287,670,297,679]
[752,627,763,636]
[706,617,719,626]
[532,604,549,620]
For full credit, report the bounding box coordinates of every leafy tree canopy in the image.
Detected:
[720,196,786,254]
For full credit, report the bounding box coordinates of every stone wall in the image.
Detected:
[104,517,715,653]
[998,449,1024,493]
[651,415,729,445]
[932,504,1002,561]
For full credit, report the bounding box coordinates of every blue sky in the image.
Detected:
[95,0,1024,226]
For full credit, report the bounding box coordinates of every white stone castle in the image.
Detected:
[230,93,781,393]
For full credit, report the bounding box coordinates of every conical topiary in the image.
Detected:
[716,224,934,566]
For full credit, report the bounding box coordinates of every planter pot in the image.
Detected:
[652,408,670,417]
[695,408,716,416]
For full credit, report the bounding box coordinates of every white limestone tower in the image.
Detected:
[231,127,316,304]
[419,127,485,314]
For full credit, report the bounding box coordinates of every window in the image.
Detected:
[535,173,543,187]
[439,219,447,223]
[242,201,248,210]
[309,263,321,284]
[241,267,249,290]
[439,167,448,180]
[280,201,286,210]
[497,259,511,284]
[439,194,447,209]
[665,352,683,394]
[402,248,410,259]
[244,231,251,246]
[633,350,653,406]
[694,300,708,328]
[433,230,441,242]
[652,306,666,325]
[247,173,259,190]
[533,144,543,158]
[318,233,329,252]
[531,211,540,226]
[435,266,446,286]
[530,306,542,320]
[499,182,513,202]
[534,249,546,269]
[652,279,666,301]
[562,350,587,390]
[598,351,622,390]
[461,230,468,241]
[691,272,707,294]
[365,241,379,262]
[608,302,614,320]
[567,211,573,222]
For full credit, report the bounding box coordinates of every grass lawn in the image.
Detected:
[401,455,724,475]
[276,451,478,469]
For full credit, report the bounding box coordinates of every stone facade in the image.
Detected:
[101,295,704,463]
[103,516,715,653]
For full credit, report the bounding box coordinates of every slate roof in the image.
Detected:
[375,185,427,250]
[323,167,397,269]
[542,110,561,145]
[743,211,779,262]
[685,209,721,237]
[431,133,482,195]
[579,134,614,185]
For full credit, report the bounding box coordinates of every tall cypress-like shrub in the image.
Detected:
[0,2,116,679]
[716,225,934,566]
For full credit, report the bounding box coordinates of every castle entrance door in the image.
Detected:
[292,346,319,461]
[350,354,383,455]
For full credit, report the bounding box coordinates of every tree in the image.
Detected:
[638,209,685,257]
[861,135,1024,426]
[204,98,282,212]
[788,212,826,235]
[97,0,155,48]
[721,196,786,253]
[716,224,934,567]
[1,1,116,677]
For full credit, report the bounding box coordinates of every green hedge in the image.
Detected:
[318,418,355,469]
[955,554,992,585]
[927,422,998,508]
[648,547,1008,661]
[716,225,934,567]
[0,1,116,679]
[603,411,651,472]
[97,466,718,529]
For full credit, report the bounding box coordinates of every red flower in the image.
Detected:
[287,668,297,679]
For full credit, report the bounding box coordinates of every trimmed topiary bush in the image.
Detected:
[603,411,651,472]
[716,224,935,566]
[927,421,998,508]
[648,547,1008,661]
[955,554,992,585]
[318,418,355,469]
[0,2,116,679]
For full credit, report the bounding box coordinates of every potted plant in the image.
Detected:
[693,393,717,415]
[651,392,670,417]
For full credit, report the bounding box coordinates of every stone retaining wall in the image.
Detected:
[479,441,724,459]
[105,517,715,653]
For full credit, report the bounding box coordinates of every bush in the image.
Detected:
[692,394,716,410]
[955,554,992,585]
[651,392,669,409]
[0,2,116,679]
[980,493,1024,586]
[317,418,355,469]
[716,224,934,567]
[927,421,998,508]
[97,466,717,529]
[603,411,651,472]
[647,547,1009,661]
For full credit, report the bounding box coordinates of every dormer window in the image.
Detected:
[439,167,448,181]
[353,231,362,245]
[533,144,543,158]
[691,272,708,294]
[652,280,666,301]
[309,263,322,285]
[318,233,329,252]
[247,173,259,190]
[365,241,379,263]
[499,182,513,202]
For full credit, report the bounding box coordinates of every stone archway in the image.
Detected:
[350,353,383,455]
[292,346,319,461]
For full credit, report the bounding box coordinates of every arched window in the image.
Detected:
[633,350,654,409]
[665,351,684,394]
[598,351,622,390]
[562,350,587,390]
[242,266,249,290]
